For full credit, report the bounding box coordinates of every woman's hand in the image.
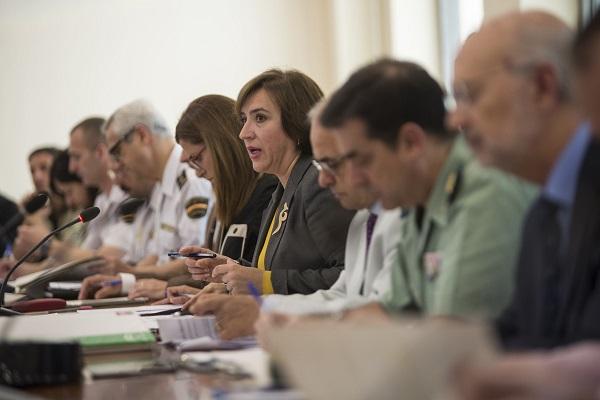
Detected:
[182,294,260,340]
[199,282,228,295]
[79,274,121,299]
[212,263,263,295]
[180,245,233,282]
[128,278,167,300]
[153,285,201,305]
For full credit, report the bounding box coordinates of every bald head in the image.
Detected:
[461,11,572,100]
[451,11,578,183]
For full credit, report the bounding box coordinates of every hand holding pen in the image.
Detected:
[78,274,122,300]
[178,246,233,282]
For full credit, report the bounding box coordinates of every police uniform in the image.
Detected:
[122,193,155,264]
[82,184,131,252]
[149,145,213,264]
[383,135,537,319]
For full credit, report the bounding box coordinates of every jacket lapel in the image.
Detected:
[263,156,313,269]
[251,184,283,265]
[559,139,600,330]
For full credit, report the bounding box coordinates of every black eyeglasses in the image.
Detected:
[187,146,207,170]
[109,127,136,162]
[312,153,352,176]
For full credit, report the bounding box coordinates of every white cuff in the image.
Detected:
[118,272,136,295]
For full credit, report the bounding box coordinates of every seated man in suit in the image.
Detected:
[452,10,598,350]
[453,9,600,400]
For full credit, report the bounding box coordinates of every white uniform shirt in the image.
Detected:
[149,145,213,264]
[81,184,131,251]
[123,193,156,264]
[262,207,403,314]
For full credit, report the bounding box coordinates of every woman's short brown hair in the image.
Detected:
[236,69,323,156]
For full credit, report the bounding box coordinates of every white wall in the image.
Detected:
[389,0,442,81]
[520,0,579,27]
[0,0,468,202]
[0,0,339,201]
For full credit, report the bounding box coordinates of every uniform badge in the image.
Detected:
[160,223,176,233]
[272,202,289,236]
[185,196,209,219]
[176,170,188,190]
[445,167,463,204]
[445,172,458,196]
[423,251,443,280]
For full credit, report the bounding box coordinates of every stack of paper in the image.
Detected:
[157,316,257,350]
[0,312,155,355]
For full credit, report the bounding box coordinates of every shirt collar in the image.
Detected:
[369,201,383,216]
[425,135,471,226]
[543,122,592,207]
[108,184,126,204]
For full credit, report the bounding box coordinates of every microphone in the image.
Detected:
[0,206,100,315]
[0,193,48,239]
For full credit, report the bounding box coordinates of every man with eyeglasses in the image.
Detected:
[258,100,403,315]
[448,10,600,400]
[78,99,213,299]
[451,10,600,352]
[318,58,536,321]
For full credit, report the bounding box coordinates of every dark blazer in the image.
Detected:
[497,138,600,350]
[168,175,277,290]
[244,155,355,295]
[221,174,278,261]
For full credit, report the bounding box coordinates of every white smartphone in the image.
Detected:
[219,224,247,260]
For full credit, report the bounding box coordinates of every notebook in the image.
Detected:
[0,312,155,355]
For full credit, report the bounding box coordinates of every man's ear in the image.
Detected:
[532,63,562,109]
[137,125,153,145]
[395,122,426,157]
[95,143,107,159]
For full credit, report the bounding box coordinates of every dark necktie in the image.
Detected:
[360,212,378,295]
[366,213,378,252]
[539,197,564,337]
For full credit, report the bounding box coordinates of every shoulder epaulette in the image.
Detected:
[185,196,209,219]
[176,170,188,190]
[445,166,463,205]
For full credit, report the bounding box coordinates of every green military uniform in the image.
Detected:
[382,135,537,319]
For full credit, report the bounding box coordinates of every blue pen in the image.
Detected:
[246,282,262,305]
[100,279,122,287]
[2,243,12,258]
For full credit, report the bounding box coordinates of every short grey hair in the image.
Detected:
[509,13,574,101]
[104,99,171,138]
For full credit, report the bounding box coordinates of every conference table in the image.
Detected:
[2,302,276,400]
[26,370,235,400]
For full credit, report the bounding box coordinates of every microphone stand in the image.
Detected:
[0,218,82,316]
